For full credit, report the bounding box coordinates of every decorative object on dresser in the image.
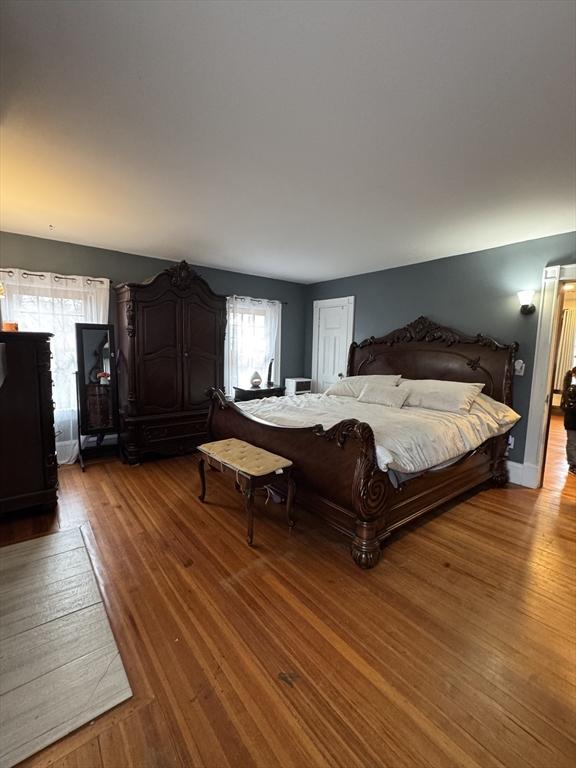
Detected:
[75,323,119,470]
[250,370,262,388]
[0,331,58,514]
[115,261,226,464]
[285,377,312,395]
[233,385,286,402]
[207,317,518,569]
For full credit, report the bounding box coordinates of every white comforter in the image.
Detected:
[236,393,520,474]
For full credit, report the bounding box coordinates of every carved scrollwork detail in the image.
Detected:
[45,452,58,488]
[359,316,513,351]
[208,387,231,410]
[126,301,136,337]
[351,538,381,569]
[314,420,392,522]
[168,260,199,291]
[312,419,362,449]
[351,424,392,521]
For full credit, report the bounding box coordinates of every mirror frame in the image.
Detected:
[75,322,118,436]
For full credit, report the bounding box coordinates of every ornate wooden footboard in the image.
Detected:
[208,317,518,569]
[207,387,393,567]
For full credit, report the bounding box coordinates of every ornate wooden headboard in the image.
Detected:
[347,317,518,405]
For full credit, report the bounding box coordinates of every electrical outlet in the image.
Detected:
[508,435,515,450]
[514,360,526,376]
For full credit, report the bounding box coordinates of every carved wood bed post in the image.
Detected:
[349,423,393,569]
[490,433,510,486]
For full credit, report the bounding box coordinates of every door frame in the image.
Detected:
[521,263,576,487]
[311,296,355,393]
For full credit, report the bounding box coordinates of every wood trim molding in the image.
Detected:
[507,460,540,489]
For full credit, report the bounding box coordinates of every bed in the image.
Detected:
[207,316,519,569]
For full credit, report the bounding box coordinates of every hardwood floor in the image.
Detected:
[0,451,574,768]
[544,414,573,492]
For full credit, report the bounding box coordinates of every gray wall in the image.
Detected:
[3,229,575,463]
[0,231,308,382]
[305,231,576,463]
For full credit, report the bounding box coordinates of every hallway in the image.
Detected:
[543,413,575,495]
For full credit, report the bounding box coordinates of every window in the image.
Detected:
[1,268,109,463]
[224,296,281,395]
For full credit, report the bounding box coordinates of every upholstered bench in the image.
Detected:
[197,438,295,546]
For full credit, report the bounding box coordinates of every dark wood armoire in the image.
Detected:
[115,261,227,464]
[0,332,58,514]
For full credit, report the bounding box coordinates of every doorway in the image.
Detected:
[522,264,576,488]
[543,281,576,491]
[311,296,355,393]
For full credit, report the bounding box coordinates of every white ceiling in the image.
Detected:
[1,0,575,283]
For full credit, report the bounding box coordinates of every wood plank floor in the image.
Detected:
[544,414,573,492]
[0,531,132,768]
[0,446,574,768]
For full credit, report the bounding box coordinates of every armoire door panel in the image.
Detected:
[182,299,219,355]
[137,298,182,413]
[183,354,220,407]
[182,298,224,408]
[140,356,181,411]
[139,299,179,356]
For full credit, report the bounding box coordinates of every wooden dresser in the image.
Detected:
[233,386,285,401]
[0,332,58,514]
[115,261,227,463]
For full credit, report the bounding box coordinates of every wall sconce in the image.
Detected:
[517,290,535,315]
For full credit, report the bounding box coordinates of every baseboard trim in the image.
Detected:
[507,461,540,489]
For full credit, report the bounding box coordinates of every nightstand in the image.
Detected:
[233,385,285,402]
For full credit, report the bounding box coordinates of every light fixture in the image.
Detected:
[517,290,535,315]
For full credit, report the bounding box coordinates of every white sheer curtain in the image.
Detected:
[224,296,281,395]
[555,308,576,389]
[1,268,109,464]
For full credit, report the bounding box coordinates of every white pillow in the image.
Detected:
[471,393,521,427]
[325,374,401,398]
[358,383,408,408]
[399,379,485,413]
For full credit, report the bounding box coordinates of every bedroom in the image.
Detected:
[0,1,575,767]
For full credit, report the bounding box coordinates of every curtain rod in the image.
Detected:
[231,295,288,306]
[0,268,106,285]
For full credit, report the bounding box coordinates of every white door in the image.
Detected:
[311,297,355,393]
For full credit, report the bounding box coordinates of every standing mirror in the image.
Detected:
[75,323,118,467]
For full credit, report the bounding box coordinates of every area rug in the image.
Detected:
[0,528,132,768]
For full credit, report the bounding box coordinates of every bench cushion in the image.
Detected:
[198,438,292,477]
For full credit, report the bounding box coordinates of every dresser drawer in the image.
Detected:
[141,418,208,446]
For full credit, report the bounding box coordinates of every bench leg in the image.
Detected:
[198,457,206,501]
[286,478,296,531]
[244,487,255,546]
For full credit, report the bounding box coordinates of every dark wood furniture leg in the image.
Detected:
[244,485,255,546]
[286,476,296,530]
[198,456,206,501]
